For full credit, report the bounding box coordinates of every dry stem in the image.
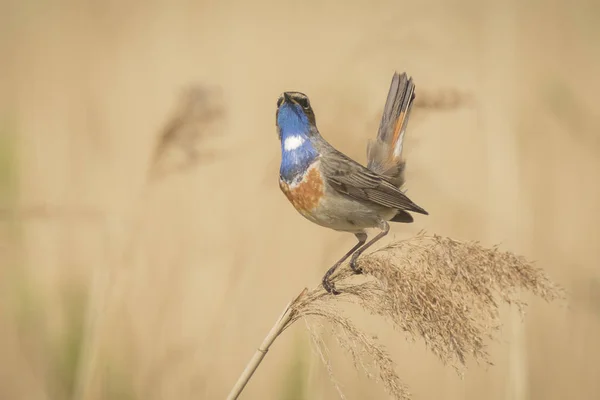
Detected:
[226,289,307,400]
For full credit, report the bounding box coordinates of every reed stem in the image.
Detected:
[226,289,307,400]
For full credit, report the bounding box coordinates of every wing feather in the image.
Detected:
[320,150,428,215]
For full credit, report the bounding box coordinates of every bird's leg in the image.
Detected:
[350,221,390,274]
[322,232,367,295]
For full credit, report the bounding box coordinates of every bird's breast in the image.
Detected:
[279,162,324,216]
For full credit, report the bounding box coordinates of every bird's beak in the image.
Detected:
[283,92,291,103]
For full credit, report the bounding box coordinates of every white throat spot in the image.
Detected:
[283,135,305,151]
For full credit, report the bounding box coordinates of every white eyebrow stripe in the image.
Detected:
[283,135,305,151]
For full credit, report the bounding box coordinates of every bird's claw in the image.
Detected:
[322,276,341,295]
[350,257,363,274]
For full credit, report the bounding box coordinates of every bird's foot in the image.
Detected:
[322,275,341,295]
[350,256,363,275]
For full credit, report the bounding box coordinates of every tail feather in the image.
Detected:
[367,72,416,188]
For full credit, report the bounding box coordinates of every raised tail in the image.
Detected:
[367,72,416,188]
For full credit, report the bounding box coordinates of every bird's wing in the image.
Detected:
[320,149,428,215]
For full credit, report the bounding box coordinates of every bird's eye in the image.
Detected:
[297,97,310,109]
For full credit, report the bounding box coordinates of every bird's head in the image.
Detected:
[275,92,318,140]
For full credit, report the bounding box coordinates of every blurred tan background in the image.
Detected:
[1,0,599,399]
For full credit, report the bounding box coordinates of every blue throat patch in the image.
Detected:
[277,103,319,182]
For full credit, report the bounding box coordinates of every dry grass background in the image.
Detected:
[1,0,599,399]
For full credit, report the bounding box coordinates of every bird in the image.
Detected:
[276,72,428,295]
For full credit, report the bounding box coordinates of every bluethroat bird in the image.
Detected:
[276,72,428,294]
